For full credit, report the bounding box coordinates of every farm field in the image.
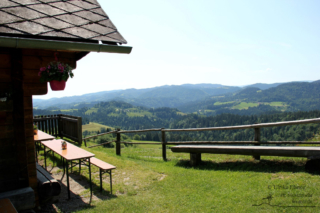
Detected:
[82,122,113,132]
[231,102,287,110]
[43,139,320,213]
[232,102,259,110]
[85,108,98,115]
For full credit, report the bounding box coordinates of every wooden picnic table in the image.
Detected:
[34,130,55,142]
[41,140,95,200]
[34,130,55,161]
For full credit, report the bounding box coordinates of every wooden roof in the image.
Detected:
[0,0,127,44]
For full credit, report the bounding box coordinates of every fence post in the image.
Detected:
[54,114,58,137]
[77,116,82,145]
[116,128,121,156]
[161,128,167,161]
[40,115,44,132]
[49,115,53,135]
[253,127,261,160]
[58,114,62,138]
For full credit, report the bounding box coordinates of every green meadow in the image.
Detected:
[39,138,320,213]
[82,122,113,132]
[232,102,259,110]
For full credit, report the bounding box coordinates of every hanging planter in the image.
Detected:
[38,53,74,91]
[49,80,66,91]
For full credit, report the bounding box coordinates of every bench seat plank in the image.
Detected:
[171,145,320,158]
[88,157,116,170]
[86,157,116,193]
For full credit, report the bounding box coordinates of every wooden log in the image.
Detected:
[22,55,76,70]
[11,48,29,189]
[116,129,121,156]
[83,130,117,140]
[0,68,11,82]
[23,69,41,83]
[190,153,201,166]
[0,111,13,125]
[253,127,260,160]
[118,128,162,133]
[0,100,13,111]
[22,49,77,58]
[88,141,116,148]
[167,141,320,144]
[23,83,47,96]
[36,164,61,202]
[162,129,167,161]
[0,54,10,69]
[171,145,320,158]
[121,142,161,145]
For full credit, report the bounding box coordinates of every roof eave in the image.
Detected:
[0,36,132,54]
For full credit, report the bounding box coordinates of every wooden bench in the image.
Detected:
[171,145,320,167]
[87,157,116,194]
[36,163,61,202]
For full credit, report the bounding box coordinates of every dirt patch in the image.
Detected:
[38,163,112,213]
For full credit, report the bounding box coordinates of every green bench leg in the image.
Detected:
[99,169,113,194]
[100,169,103,192]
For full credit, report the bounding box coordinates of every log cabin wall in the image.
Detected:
[0,47,77,205]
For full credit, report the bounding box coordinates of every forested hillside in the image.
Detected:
[178,80,320,114]
[34,100,320,143]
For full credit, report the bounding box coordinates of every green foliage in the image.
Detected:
[167,111,320,142]
[179,81,320,114]
[39,61,74,82]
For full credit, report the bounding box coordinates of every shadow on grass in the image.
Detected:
[38,154,117,212]
[174,159,320,174]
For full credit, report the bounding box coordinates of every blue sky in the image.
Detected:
[35,0,320,99]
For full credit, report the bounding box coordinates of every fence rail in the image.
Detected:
[83,117,320,161]
[34,114,82,144]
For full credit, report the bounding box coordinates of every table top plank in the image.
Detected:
[0,198,18,213]
[42,140,94,161]
[34,130,55,142]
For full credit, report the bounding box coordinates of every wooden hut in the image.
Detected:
[0,0,132,210]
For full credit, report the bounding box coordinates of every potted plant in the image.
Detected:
[61,141,67,150]
[38,61,74,91]
[33,124,38,135]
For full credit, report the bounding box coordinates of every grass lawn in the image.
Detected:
[51,141,320,213]
[232,102,259,110]
[82,122,113,132]
[85,108,98,115]
[214,101,235,105]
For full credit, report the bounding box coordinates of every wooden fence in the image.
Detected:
[33,114,82,144]
[83,117,320,161]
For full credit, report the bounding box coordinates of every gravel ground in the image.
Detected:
[37,162,111,213]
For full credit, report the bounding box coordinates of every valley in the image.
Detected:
[33,80,320,144]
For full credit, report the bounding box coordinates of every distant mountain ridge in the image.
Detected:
[178,80,320,114]
[33,81,313,110]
